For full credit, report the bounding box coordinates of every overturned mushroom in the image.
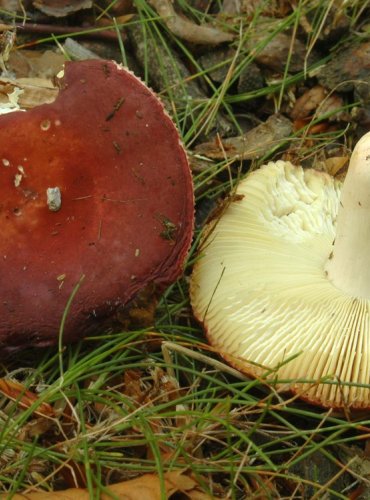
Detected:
[191,133,370,409]
[0,60,193,351]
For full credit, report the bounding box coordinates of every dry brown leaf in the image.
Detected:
[317,93,344,121]
[195,114,293,160]
[290,86,344,124]
[322,156,349,177]
[0,378,54,417]
[149,0,233,44]
[18,417,54,439]
[0,77,57,109]
[8,50,65,79]
[5,470,214,499]
[0,0,32,9]
[123,368,148,403]
[107,0,133,16]
[117,282,158,329]
[290,86,328,120]
[63,38,102,61]
[318,40,370,94]
[33,0,92,17]
[248,30,318,73]
[58,459,88,490]
[237,0,292,16]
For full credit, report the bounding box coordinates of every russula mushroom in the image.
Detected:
[191,132,370,409]
[0,60,193,351]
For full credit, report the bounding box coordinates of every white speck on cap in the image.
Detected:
[46,187,62,212]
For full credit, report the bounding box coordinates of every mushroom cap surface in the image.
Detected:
[1,60,193,350]
[190,160,370,409]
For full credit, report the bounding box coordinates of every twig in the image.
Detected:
[161,341,250,381]
[149,0,234,45]
[14,22,121,47]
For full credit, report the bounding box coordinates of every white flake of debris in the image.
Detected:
[46,187,62,211]
[0,87,25,115]
[14,173,22,187]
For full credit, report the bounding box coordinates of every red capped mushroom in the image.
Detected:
[0,60,193,350]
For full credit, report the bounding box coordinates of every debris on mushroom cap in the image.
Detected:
[46,187,61,211]
[0,60,194,351]
[190,158,370,409]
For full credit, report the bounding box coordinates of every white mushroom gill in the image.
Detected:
[191,158,370,408]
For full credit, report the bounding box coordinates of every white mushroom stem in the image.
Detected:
[325,132,370,298]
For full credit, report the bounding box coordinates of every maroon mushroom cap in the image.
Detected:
[0,60,194,350]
